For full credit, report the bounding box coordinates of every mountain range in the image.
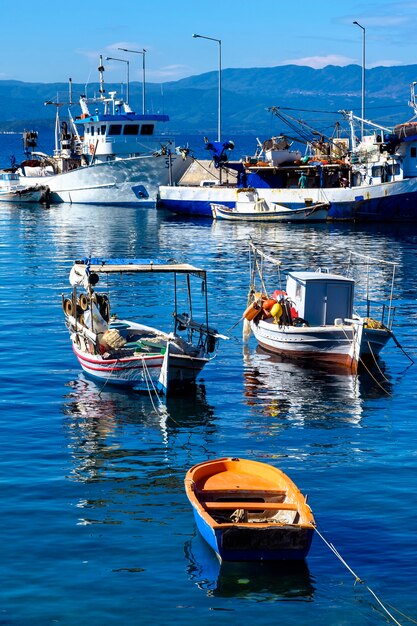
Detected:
[1,64,417,136]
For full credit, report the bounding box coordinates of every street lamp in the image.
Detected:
[353,21,366,138]
[192,33,222,142]
[118,48,146,114]
[106,56,130,105]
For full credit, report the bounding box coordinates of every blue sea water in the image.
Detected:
[1,133,417,625]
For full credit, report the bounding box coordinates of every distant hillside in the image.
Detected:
[1,64,416,136]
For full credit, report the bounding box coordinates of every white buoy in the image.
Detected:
[242,317,251,343]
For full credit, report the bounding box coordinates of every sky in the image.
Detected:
[2,0,417,84]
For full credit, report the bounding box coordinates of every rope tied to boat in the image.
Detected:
[314,526,415,626]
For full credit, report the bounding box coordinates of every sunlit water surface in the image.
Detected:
[1,134,417,625]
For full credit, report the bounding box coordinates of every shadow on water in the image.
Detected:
[242,346,393,425]
[184,532,315,600]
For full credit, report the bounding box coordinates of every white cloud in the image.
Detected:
[352,16,408,27]
[149,65,191,81]
[278,54,356,69]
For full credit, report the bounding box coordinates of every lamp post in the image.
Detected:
[353,21,366,139]
[118,48,146,114]
[192,33,222,142]
[106,56,130,105]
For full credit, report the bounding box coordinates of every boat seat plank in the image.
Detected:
[200,471,279,492]
[199,489,287,497]
[203,501,298,511]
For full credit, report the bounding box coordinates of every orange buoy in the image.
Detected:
[262,299,277,311]
[243,302,262,321]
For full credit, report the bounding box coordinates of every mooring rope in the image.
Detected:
[315,526,410,626]
[98,359,120,397]
[141,358,164,414]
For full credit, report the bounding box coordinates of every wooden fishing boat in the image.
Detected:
[184,457,315,562]
[211,199,329,222]
[63,258,225,394]
[245,242,396,372]
[0,172,46,203]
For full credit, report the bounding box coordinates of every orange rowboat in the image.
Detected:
[184,457,315,562]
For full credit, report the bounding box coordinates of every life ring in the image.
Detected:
[89,143,95,155]
[97,294,110,321]
[78,293,88,311]
[63,298,73,316]
[100,300,110,322]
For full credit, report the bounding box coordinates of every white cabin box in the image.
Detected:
[285,271,355,326]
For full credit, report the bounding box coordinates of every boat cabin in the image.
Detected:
[285,271,354,326]
[74,93,170,163]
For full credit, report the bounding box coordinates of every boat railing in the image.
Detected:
[174,313,227,339]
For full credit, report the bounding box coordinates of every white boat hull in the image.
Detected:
[73,342,208,391]
[251,319,391,370]
[211,201,328,222]
[0,188,43,203]
[20,153,190,206]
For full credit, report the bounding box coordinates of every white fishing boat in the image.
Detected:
[63,258,226,394]
[243,242,396,372]
[0,172,46,203]
[157,83,417,221]
[17,56,190,206]
[211,195,329,222]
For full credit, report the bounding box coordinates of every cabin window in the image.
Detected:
[108,124,122,135]
[101,125,106,135]
[123,125,139,136]
[140,124,154,135]
[388,164,400,176]
[96,127,100,136]
[372,166,382,177]
[91,127,94,136]
[411,147,417,158]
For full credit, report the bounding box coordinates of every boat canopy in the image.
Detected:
[72,258,207,280]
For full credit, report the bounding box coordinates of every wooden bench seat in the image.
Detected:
[199,489,287,497]
[203,501,298,511]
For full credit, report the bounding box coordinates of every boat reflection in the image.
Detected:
[61,374,216,482]
[63,374,215,431]
[184,532,315,599]
[243,346,392,425]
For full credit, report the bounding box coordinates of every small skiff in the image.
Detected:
[184,457,315,561]
[211,200,329,222]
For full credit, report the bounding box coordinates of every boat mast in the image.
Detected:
[98,55,105,100]
[408,82,417,117]
[54,104,60,157]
